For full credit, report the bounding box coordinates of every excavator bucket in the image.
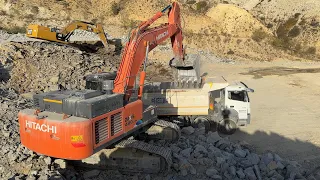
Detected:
[170,54,202,88]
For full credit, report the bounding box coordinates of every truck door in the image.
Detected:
[245,91,250,122]
[226,90,248,120]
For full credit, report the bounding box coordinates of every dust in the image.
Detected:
[241,66,320,79]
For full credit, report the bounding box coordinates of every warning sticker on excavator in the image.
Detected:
[71,135,83,142]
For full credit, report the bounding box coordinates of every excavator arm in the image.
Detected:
[113,2,197,102]
[59,20,109,48]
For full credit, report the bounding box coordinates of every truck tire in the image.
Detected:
[217,117,238,136]
[191,116,211,133]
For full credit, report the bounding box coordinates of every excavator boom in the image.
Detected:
[113,3,198,102]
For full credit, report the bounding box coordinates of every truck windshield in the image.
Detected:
[228,91,246,102]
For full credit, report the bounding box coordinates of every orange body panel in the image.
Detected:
[123,100,143,132]
[18,110,93,160]
[18,100,143,160]
[92,100,143,149]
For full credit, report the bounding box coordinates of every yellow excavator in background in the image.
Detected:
[26,20,109,49]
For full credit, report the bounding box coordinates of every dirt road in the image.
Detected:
[202,59,320,169]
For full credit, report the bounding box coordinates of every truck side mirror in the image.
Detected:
[246,88,254,93]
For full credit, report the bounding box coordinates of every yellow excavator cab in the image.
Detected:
[26,24,39,37]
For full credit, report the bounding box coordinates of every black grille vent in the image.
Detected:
[111,112,122,136]
[33,97,40,107]
[95,118,108,144]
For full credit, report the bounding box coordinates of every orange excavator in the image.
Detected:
[18,2,200,173]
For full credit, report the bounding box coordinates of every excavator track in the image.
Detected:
[145,120,181,142]
[115,139,172,172]
[70,120,181,175]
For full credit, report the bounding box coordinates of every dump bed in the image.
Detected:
[142,77,229,116]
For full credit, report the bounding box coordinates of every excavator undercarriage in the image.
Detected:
[72,74,184,174]
[71,120,181,174]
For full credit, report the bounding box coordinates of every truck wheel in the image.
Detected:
[217,117,238,136]
[191,116,210,133]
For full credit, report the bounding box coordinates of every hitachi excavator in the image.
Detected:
[18,2,201,173]
[26,20,109,49]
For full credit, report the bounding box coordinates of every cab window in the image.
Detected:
[228,91,246,102]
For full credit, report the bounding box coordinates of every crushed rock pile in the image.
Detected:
[0,43,172,180]
[1,41,119,94]
[1,100,318,180]
[0,31,44,45]
[0,83,65,179]
[57,126,319,180]
[0,34,318,180]
[166,126,317,180]
[0,41,173,94]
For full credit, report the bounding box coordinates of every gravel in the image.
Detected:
[0,31,313,180]
[0,83,58,179]
[54,159,67,169]
[206,167,218,177]
[181,126,195,135]
[261,152,274,165]
[83,170,101,179]
[234,148,247,158]
[206,131,222,144]
[168,128,311,180]
[180,147,192,158]
[236,168,246,179]
[244,167,257,180]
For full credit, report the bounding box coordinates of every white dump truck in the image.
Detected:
[142,76,254,135]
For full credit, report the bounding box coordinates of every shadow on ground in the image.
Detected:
[0,62,10,82]
[0,62,10,98]
[230,128,320,173]
[70,38,123,55]
[66,127,320,179]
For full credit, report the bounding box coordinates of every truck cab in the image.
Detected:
[210,82,254,135]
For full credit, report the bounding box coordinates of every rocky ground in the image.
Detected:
[0,0,319,179]
[1,84,319,180]
[0,84,318,180]
[1,0,319,62]
[0,30,320,180]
